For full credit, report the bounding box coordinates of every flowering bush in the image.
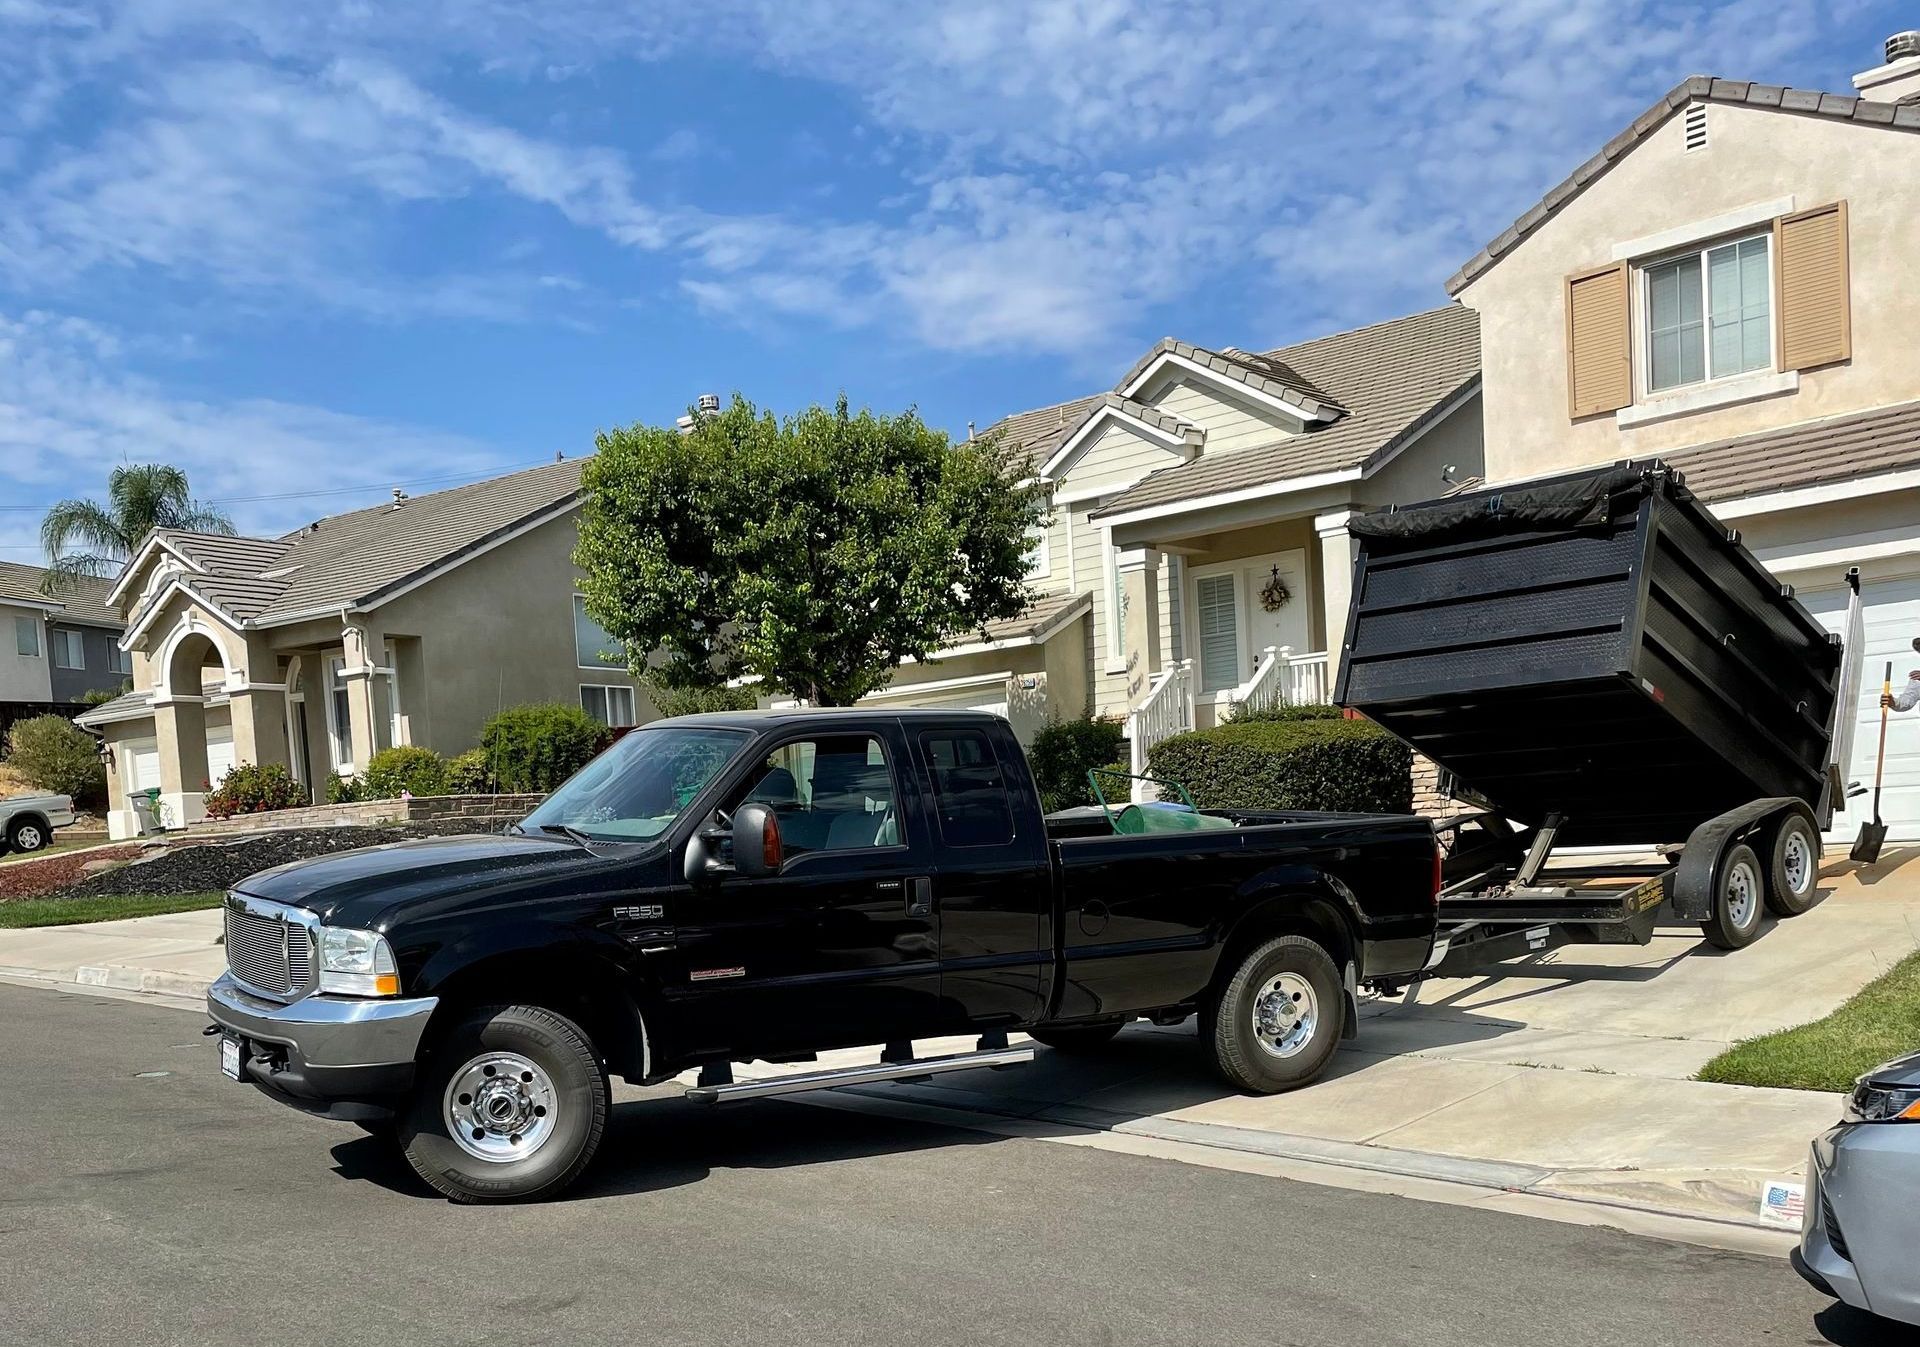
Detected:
[203,762,309,820]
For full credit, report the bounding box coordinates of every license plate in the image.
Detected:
[220,1035,242,1080]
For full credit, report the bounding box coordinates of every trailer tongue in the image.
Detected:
[1337,461,1853,977]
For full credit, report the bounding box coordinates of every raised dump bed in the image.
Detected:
[1335,462,1844,847]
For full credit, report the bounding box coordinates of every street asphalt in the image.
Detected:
[1,980,1907,1347]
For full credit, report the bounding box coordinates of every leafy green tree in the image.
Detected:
[40,464,235,591]
[577,395,1044,706]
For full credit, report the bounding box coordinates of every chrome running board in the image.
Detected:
[684,1044,1034,1104]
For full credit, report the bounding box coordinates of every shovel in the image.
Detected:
[1852,660,1892,864]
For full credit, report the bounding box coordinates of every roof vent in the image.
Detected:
[696,392,721,415]
[1887,30,1920,62]
[1856,31,1920,103]
[390,488,407,511]
[1684,103,1708,151]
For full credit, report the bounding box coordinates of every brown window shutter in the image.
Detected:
[1564,262,1632,418]
[1775,201,1851,372]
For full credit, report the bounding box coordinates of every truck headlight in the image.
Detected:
[318,926,401,997]
[1845,1081,1920,1123]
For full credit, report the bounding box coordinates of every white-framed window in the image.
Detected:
[1023,521,1051,580]
[573,594,624,670]
[51,628,84,669]
[14,615,39,658]
[1643,232,1772,394]
[580,683,637,728]
[106,642,130,675]
[324,654,354,772]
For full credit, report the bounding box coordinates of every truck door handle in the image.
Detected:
[906,877,933,918]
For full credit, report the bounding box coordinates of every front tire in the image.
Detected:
[1763,812,1821,917]
[6,818,48,853]
[1028,1021,1126,1053]
[1204,934,1343,1094]
[401,1005,608,1204]
[1701,843,1766,950]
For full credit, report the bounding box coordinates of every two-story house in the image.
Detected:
[76,459,651,838]
[877,306,1484,778]
[0,561,128,707]
[1448,33,1920,840]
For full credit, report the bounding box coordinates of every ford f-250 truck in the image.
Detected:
[206,709,1439,1202]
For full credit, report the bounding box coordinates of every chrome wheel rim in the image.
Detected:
[1725,858,1760,930]
[1783,831,1814,897]
[444,1051,557,1163]
[14,824,42,850]
[1251,972,1319,1059]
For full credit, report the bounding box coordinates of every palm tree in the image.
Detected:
[40,464,236,591]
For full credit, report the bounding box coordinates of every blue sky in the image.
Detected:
[0,1,1899,556]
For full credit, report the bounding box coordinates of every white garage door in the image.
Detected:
[206,726,235,787]
[123,738,159,795]
[1803,576,1920,844]
[862,679,1010,719]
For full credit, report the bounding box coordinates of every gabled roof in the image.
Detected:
[1447,75,1920,297]
[1663,398,1920,503]
[1090,305,1481,521]
[1116,338,1344,420]
[0,561,121,626]
[1038,393,1202,478]
[115,458,587,631]
[978,393,1108,476]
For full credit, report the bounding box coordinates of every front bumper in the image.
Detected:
[1797,1125,1920,1328]
[206,973,438,1120]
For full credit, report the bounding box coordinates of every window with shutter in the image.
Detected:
[1775,201,1850,372]
[1196,574,1239,694]
[1564,262,1632,418]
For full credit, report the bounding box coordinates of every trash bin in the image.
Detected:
[128,788,162,836]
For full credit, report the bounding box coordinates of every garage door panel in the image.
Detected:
[1804,576,1920,843]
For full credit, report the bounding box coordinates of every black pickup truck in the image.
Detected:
[207,709,1438,1202]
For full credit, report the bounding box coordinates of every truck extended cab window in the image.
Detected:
[519,725,748,841]
[919,729,1014,846]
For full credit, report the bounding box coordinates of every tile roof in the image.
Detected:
[1662,398,1920,503]
[1447,75,1920,297]
[1114,339,1344,419]
[73,688,151,727]
[977,392,1108,475]
[973,588,1093,644]
[1090,305,1481,520]
[0,561,121,626]
[1040,393,1202,470]
[120,458,586,628]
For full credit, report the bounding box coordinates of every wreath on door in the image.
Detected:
[1259,565,1291,612]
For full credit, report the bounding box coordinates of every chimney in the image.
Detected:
[696,392,721,415]
[1854,30,1920,105]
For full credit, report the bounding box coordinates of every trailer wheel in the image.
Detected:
[1204,935,1343,1094]
[400,1004,608,1204]
[1762,812,1821,918]
[1701,843,1766,950]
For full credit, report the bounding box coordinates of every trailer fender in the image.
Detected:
[1670,798,1802,921]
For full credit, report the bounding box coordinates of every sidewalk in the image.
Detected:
[3,851,1914,1239]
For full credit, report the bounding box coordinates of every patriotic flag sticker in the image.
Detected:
[1758,1179,1806,1228]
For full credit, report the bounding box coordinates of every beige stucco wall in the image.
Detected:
[1458,103,1920,482]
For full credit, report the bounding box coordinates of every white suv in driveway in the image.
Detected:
[0,793,75,854]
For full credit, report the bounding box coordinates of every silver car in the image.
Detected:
[1796,1049,1920,1327]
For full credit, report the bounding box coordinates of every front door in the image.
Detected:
[671,726,942,1057]
[1192,549,1312,697]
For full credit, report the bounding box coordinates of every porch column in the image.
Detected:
[1116,545,1163,708]
[340,621,390,775]
[151,696,209,828]
[1315,509,1359,691]
[228,688,291,773]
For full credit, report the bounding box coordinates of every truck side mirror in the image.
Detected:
[732,802,783,877]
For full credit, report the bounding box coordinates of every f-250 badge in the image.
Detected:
[612,904,665,920]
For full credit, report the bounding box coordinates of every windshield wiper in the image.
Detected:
[534,822,600,848]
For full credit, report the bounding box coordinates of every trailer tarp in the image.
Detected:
[1348,466,1651,545]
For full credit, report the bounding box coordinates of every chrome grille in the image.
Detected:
[224,897,317,1000]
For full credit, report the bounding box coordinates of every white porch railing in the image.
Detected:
[1225,646,1333,717]
[1126,658,1195,797]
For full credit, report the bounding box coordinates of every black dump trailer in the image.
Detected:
[1336,461,1853,976]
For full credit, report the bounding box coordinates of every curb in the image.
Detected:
[0,963,213,1001]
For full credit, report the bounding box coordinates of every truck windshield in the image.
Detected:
[518,725,750,842]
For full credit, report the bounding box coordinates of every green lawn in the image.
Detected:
[1698,949,1920,1091]
[0,891,223,929]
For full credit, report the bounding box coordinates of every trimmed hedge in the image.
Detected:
[446,747,497,795]
[479,702,612,793]
[1225,701,1345,724]
[204,763,308,819]
[1146,718,1412,814]
[364,745,450,798]
[1028,716,1128,812]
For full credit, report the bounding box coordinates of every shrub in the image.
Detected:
[4,715,105,806]
[1146,718,1412,814]
[642,680,756,718]
[363,745,450,798]
[446,747,496,795]
[479,702,612,793]
[1028,716,1128,813]
[204,762,308,819]
[1226,701,1346,724]
[324,772,367,805]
